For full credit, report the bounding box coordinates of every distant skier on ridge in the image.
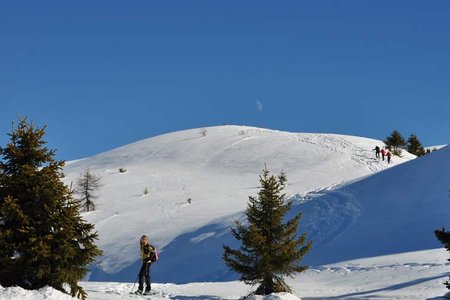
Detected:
[386,151,392,164]
[381,148,386,161]
[373,146,380,159]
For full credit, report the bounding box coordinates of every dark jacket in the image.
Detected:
[140,244,156,263]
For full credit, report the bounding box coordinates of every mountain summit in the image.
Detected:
[63,125,418,283]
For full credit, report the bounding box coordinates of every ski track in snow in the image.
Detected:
[293,133,386,173]
[290,188,363,247]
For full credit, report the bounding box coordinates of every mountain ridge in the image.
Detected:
[62,125,420,283]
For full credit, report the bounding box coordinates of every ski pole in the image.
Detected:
[130,274,139,294]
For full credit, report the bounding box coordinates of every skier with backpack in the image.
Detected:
[134,235,158,295]
[386,151,392,164]
[380,148,386,161]
[373,146,380,158]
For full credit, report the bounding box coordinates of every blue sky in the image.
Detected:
[1,1,449,160]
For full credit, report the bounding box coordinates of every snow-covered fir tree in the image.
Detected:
[223,166,312,296]
[0,118,102,300]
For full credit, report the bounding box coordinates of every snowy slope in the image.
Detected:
[3,127,448,300]
[62,125,414,283]
[295,145,450,266]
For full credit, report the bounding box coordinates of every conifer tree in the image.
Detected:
[406,134,426,157]
[223,167,312,296]
[435,189,450,290]
[384,130,406,156]
[0,118,102,299]
[76,169,103,212]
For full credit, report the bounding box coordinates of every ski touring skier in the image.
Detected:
[380,148,386,161]
[373,146,380,158]
[134,235,157,295]
[386,151,392,164]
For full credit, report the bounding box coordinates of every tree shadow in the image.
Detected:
[88,213,242,284]
[169,296,222,300]
[302,273,449,299]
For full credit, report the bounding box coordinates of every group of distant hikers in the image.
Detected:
[373,145,392,164]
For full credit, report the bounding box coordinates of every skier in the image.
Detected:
[380,148,386,161]
[386,151,392,164]
[373,146,380,158]
[135,235,156,295]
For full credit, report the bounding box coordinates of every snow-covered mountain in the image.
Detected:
[3,125,449,299]
[62,125,419,283]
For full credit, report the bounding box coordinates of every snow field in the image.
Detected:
[63,125,415,282]
[2,249,448,300]
[2,126,449,299]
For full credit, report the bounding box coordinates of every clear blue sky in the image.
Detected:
[1,1,449,160]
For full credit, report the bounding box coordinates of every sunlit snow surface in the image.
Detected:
[62,126,427,283]
[6,126,446,299]
[2,250,450,300]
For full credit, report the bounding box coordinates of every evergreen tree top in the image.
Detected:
[0,117,63,174]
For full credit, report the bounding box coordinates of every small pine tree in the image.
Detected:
[0,118,102,299]
[223,166,312,296]
[435,189,450,290]
[75,169,103,212]
[406,134,426,157]
[384,130,406,156]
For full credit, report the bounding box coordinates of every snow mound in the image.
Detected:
[0,285,74,300]
[62,125,415,282]
[246,293,301,300]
